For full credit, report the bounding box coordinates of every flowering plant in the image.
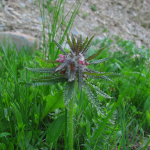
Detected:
[26,34,118,149]
[27,34,114,101]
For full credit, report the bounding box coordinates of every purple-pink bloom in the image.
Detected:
[59,54,65,58]
[56,58,65,63]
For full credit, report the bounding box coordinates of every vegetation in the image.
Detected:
[0,0,150,150]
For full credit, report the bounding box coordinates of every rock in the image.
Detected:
[0,32,39,53]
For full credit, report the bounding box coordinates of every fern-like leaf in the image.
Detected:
[55,60,70,72]
[76,38,81,55]
[67,34,72,50]
[83,82,99,108]
[78,65,83,91]
[86,47,105,61]
[90,57,109,64]
[81,37,88,51]
[82,35,95,54]
[63,81,75,105]
[87,75,113,82]
[26,67,55,73]
[52,38,67,54]
[88,83,112,99]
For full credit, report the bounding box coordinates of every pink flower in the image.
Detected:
[56,58,65,63]
[79,60,84,65]
[59,54,65,58]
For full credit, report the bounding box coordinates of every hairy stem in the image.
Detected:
[68,98,74,150]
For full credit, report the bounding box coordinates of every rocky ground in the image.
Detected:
[0,0,150,49]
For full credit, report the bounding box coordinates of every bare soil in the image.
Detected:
[0,0,150,49]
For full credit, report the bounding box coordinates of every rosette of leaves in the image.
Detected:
[26,34,118,104]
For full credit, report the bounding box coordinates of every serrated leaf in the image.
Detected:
[76,38,81,55]
[86,47,105,61]
[30,76,67,87]
[55,59,70,72]
[83,82,99,108]
[92,84,112,99]
[84,72,113,77]
[52,38,67,54]
[82,35,95,54]
[81,37,88,51]
[46,115,65,144]
[67,34,72,50]
[63,81,75,105]
[87,75,113,82]
[90,57,109,64]
[26,67,55,73]
[78,65,83,91]
[90,97,122,142]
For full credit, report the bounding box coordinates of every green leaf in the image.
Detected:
[81,37,88,51]
[42,91,65,120]
[92,84,112,99]
[24,131,32,148]
[84,71,113,76]
[86,47,105,61]
[55,59,70,72]
[52,38,67,54]
[67,34,72,50]
[46,114,65,144]
[35,57,58,68]
[0,132,11,138]
[63,81,75,105]
[76,38,81,55]
[39,58,59,64]
[90,57,109,64]
[30,76,67,87]
[26,67,55,73]
[90,98,121,142]
[82,35,95,54]
[8,142,14,150]
[78,65,83,91]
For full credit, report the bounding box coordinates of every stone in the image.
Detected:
[0,32,39,53]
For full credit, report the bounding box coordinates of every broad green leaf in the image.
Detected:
[52,38,67,54]
[24,131,32,148]
[42,91,65,120]
[8,142,14,150]
[0,132,11,138]
[46,114,65,144]
[86,47,105,61]
[0,143,6,149]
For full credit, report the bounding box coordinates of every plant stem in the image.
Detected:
[68,98,74,150]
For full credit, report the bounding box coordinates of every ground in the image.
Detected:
[0,0,150,49]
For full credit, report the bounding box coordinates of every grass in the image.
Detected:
[0,0,150,150]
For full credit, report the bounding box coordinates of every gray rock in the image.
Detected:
[0,32,39,52]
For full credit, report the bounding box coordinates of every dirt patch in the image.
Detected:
[0,0,150,49]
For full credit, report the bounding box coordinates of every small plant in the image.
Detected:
[82,12,88,19]
[91,5,97,11]
[26,34,118,149]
